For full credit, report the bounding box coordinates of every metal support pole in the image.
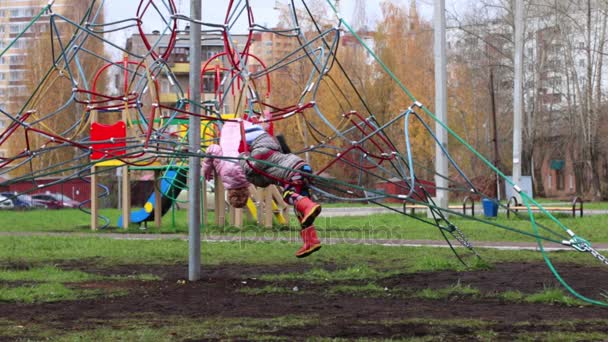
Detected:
[489,69,501,201]
[188,0,202,281]
[512,0,524,201]
[433,0,449,209]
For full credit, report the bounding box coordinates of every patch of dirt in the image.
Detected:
[1,262,607,340]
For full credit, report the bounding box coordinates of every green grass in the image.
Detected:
[0,265,158,303]
[327,283,388,297]
[2,204,608,245]
[238,285,296,295]
[259,264,391,282]
[0,283,104,303]
[524,287,588,306]
[0,315,318,342]
[492,288,588,306]
[0,235,599,269]
[0,265,100,282]
[414,282,481,300]
[496,290,526,302]
[0,265,159,283]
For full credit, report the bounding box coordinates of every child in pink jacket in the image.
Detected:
[202,125,322,258]
[202,144,250,208]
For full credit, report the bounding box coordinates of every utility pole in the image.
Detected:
[434,0,449,209]
[489,69,501,200]
[512,0,523,201]
[188,0,202,281]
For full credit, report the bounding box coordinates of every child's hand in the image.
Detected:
[202,161,214,180]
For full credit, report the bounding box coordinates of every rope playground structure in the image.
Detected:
[0,0,607,306]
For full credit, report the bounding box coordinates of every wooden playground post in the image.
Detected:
[263,187,273,228]
[271,185,289,223]
[91,165,98,230]
[153,169,162,228]
[202,180,208,226]
[121,164,130,228]
[230,206,243,228]
[249,184,263,225]
[120,95,130,229]
[214,172,226,226]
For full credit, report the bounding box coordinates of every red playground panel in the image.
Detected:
[90,121,127,160]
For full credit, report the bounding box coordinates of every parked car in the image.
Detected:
[39,192,80,208]
[0,195,15,209]
[31,194,64,209]
[0,192,31,209]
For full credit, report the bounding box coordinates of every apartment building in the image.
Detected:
[0,0,70,160]
[126,29,250,115]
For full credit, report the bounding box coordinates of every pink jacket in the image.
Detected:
[202,144,250,190]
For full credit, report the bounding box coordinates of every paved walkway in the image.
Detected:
[320,206,608,217]
[2,231,607,251]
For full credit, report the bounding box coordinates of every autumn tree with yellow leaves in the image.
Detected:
[8,2,107,178]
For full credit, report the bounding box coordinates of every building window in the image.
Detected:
[9,55,25,65]
[8,86,27,97]
[10,24,21,33]
[548,76,562,89]
[547,174,552,190]
[569,174,574,191]
[9,8,35,18]
[202,74,219,93]
[546,59,562,70]
[9,70,24,81]
[160,79,171,93]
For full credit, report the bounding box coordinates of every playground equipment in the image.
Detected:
[2,0,608,306]
[117,166,187,228]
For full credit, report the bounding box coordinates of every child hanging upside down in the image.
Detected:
[202,144,251,209]
[239,124,322,258]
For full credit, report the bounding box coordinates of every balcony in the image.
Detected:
[159,93,180,105]
[171,63,190,75]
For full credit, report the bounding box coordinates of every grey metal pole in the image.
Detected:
[512,0,523,201]
[433,0,448,209]
[188,0,202,281]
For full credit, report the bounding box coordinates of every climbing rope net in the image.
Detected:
[0,0,607,306]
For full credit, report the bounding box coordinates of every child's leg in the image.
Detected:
[282,164,322,258]
[282,163,313,204]
[282,164,321,227]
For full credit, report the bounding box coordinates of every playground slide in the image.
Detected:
[117,168,188,226]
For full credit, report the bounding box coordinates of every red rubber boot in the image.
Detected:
[295,225,322,258]
[294,196,321,227]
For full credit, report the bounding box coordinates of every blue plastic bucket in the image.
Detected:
[481,198,498,217]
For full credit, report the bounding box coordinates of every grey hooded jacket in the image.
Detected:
[239,133,304,188]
